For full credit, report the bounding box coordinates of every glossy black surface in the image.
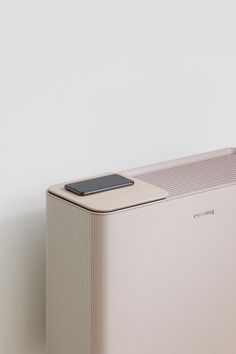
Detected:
[64,174,134,196]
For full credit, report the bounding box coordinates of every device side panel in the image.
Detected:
[46,194,91,354]
[91,215,108,354]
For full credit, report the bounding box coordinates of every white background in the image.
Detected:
[0,1,235,353]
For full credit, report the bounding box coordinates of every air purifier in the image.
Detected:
[46,148,236,354]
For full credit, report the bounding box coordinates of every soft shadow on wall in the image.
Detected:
[0,212,45,354]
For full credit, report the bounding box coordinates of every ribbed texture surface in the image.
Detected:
[135,153,236,198]
[47,196,91,354]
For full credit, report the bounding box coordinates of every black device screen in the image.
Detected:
[64,174,134,196]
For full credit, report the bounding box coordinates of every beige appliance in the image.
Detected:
[47,148,236,354]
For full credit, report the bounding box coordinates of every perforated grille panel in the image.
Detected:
[135,153,236,198]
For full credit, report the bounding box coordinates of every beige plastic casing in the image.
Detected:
[48,176,169,213]
[46,148,236,354]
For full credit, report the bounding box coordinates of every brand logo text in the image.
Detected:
[193,209,215,219]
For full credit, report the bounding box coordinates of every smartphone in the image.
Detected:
[64,174,134,196]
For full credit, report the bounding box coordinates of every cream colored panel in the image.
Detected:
[46,195,91,354]
[48,176,168,213]
[91,184,236,354]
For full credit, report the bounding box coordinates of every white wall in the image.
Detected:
[0,0,236,353]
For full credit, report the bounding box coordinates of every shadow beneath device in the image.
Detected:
[0,211,46,354]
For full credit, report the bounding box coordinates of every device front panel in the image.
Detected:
[91,184,236,354]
